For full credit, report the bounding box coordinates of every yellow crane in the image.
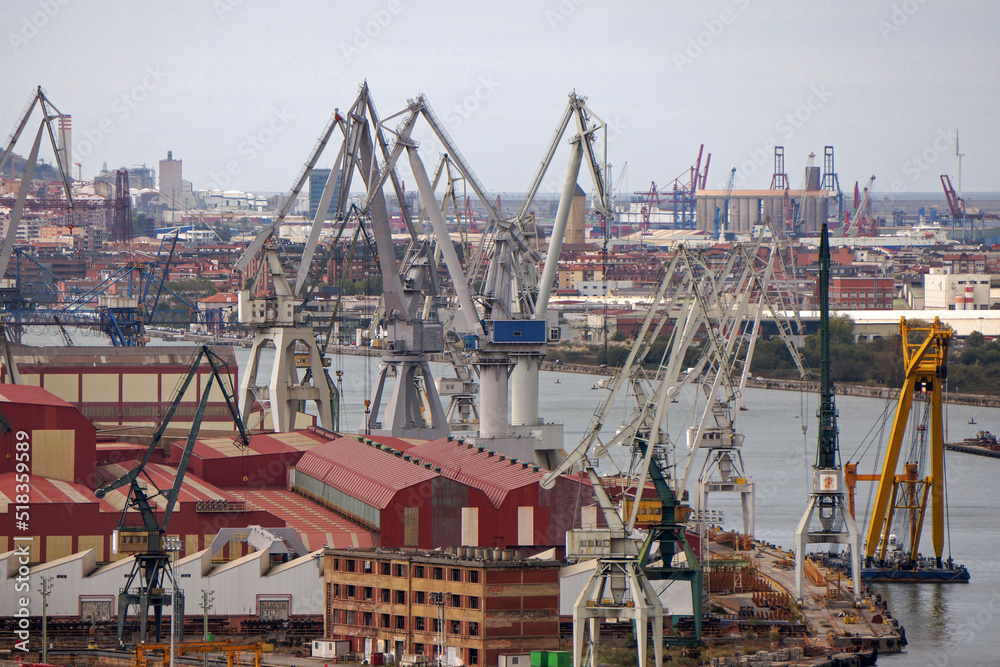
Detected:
[864,317,949,566]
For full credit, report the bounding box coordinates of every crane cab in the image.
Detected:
[115,527,161,554]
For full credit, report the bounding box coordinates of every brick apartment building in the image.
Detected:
[323,548,560,667]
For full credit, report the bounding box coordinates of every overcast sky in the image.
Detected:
[4,0,998,202]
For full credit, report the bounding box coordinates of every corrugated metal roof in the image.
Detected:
[95,462,239,511]
[294,437,437,509]
[0,383,73,407]
[0,473,117,512]
[241,489,374,549]
[403,438,545,508]
[10,344,237,368]
[190,430,329,459]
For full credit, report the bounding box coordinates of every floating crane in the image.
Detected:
[94,346,249,646]
[847,317,969,582]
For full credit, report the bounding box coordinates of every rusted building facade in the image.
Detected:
[323,548,560,667]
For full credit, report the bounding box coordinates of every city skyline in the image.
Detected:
[3,1,998,200]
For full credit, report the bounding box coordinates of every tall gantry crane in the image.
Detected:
[793,223,862,602]
[0,87,74,282]
[94,346,249,646]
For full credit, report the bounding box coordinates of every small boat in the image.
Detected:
[969,417,977,425]
[554,379,561,384]
[591,384,598,390]
[739,406,748,411]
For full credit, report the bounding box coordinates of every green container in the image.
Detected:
[530,651,545,667]
[206,634,215,642]
[546,652,571,667]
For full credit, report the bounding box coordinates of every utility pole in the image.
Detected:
[200,589,215,667]
[39,576,53,664]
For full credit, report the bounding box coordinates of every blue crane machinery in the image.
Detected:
[711,167,736,241]
[94,345,249,646]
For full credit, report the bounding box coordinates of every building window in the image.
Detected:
[415,591,426,604]
[414,644,424,656]
[394,564,406,577]
[364,587,373,600]
[468,596,479,609]
[469,621,479,637]
[333,558,340,571]
[432,618,441,633]
[363,560,373,573]
[347,559,356,573]
[346,611,356,625]
[468,570,480,583]
[451,568,462,582]
[432,567,444,580]
[450,620,461,635]
[333,584,340,598]
[469,648,479,665]
[381,562,391,576]
[382,613,390,628]
[450,595,461,608]
[414,565,425,578]
[381,589,391,603]
[395,615,406,630]
[363,612,373,627]
[346,585,356,599]
[395,590,406,604]
[415,617,425,631]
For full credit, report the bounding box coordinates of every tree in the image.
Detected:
[966,330,985,348]
[611,330,627,342]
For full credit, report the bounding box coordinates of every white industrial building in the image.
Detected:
[0,546,324,621]
[923,268,992,310]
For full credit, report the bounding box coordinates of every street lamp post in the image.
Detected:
[163,537,183,667]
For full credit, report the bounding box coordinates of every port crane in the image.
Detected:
[0,87,74,282]
[793,224,862,602]
[848,318,967,580]
[94,346,249,646]
[710,167,736,241]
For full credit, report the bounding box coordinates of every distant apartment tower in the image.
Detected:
[309,168,344,220]
[159,150,183,208]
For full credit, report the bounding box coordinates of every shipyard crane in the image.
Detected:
[711,167,736,241]
[859,318,961,570]
[793,224,862,603]
[94,346,249,646]
[233,102,360,433]
[0,87,74,282]
[838,176,876,238]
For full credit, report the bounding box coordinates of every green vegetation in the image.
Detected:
[545,316,1000,396]
[333,276,383,296]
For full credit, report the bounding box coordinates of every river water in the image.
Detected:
[312,351,999,667]
[22,332,997,665]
